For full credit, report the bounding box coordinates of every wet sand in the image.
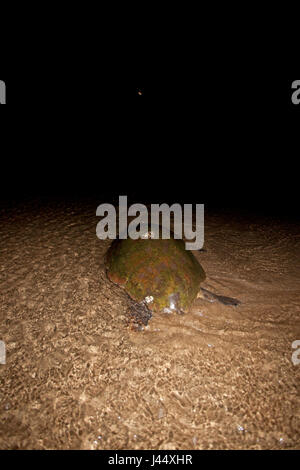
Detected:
[0,199,299,449]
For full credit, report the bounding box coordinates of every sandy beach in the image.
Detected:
[0,198,299,449]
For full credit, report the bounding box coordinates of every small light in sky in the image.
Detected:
[136,88,144,96]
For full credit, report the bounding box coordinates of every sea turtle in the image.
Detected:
[105,230,240,328]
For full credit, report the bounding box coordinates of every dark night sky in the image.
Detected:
[0,77,299,219]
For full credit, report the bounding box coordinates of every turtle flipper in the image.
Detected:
[200,287,241,307]
[127,300,152,329]
[213,294,241,306]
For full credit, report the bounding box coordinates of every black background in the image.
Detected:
[0,74,299,219]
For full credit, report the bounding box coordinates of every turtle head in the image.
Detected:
[163,292,185,315]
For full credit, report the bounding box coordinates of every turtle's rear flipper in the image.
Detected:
[200,288,241,307]
[214,294,241,306]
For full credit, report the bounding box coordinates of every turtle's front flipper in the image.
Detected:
[127,299,152,329]
[200,287,241,307]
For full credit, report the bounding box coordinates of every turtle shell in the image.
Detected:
[106,236,206,314]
